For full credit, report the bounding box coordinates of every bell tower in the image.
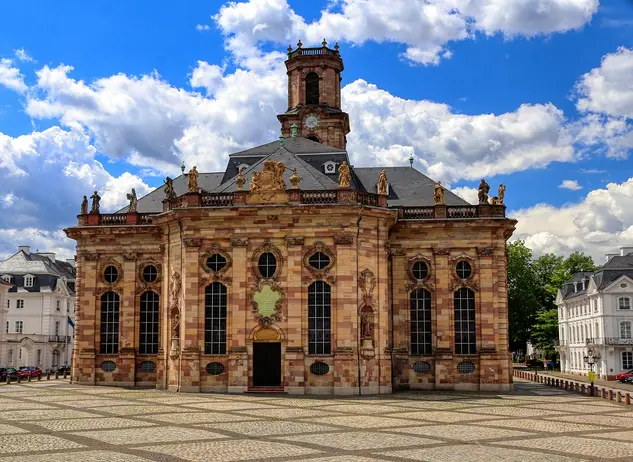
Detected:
[277,40,350,150]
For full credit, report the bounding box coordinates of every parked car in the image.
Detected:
[0,367,20,381]
[624,375,633,384]
[616,369,633,382]
[18,366,42,379]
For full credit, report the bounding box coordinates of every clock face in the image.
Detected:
[305,115,319,129]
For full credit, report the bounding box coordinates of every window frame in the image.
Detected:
[139,291,160,355]
[257,252,278,279]
[410,288,432,355]
[623,351,633,370]
[618,297,631,310]
[454,288,476,355]
[16,299,24,309]
[308,281,332,355]
[100,291,120,354]
[204,282,227,355]
[620,321,632,340]
[24,275,34,288]
[305,72,320,105]
[15,320,23,334]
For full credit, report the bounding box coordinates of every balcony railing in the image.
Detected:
[288,47,340,59]
[77,189,506,226]
[48,335,72,343]
[586,337,633,345]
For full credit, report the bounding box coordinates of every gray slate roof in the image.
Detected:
[0,250,76,294]
[561,254,633,299]
[229,137,345,157]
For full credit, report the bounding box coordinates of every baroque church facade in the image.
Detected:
[66,42,516,394]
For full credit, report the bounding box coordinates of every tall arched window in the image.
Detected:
[305,72,319,105]
[454,288,476,355]
[308,281,331,355]
[204,283,227,354]
[139,291,159,354]
[620,321,632,339]
[410,288,432,355]
[100,291,120,354]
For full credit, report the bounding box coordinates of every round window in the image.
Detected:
[258,252,277,278]
[104,266,119,284]
[206,254,227,272]
[206,362,225,375]
[101,361,116,372]
[412,261,428,280]
[412,361,431,374]
[139,361,156,373]
[308,252,330,271]
[456,261,472,279]
[457,361,475,374]
[142,265,158,283]
[309,362,330,376]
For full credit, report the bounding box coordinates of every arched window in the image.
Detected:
[204,283,227,354]
[100,292,120,354]
[305,72,319,105]
[410,288,432,355]
[454,288,476,355]
[620,321,632,339]
[139,291,159,354]
[308,281,331,355]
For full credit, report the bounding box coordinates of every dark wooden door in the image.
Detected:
[253,342,281,387]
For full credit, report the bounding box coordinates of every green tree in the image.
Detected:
[531,308,559,358]
[507,240,540,351]
[550,251,599,297]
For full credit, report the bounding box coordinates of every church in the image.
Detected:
[65,42,516,394]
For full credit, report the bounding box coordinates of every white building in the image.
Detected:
[0,246,76,370]
[556,247,633,380]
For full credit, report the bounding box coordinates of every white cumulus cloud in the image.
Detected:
[559,180,582,190]
[0,58,27,93]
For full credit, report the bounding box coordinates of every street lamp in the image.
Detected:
[584,348,601,397]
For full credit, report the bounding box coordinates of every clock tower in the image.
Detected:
[277,40,350,151]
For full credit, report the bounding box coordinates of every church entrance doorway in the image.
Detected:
[252,342,282,387]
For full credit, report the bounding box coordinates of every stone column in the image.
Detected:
[389,247,408,390]
[433,247,453,390]
[118,254,138,386]
[285,236,305,394]
[77,253,99,385]
[228,238,248,393]
[180,238,201,392]
[377,223,392,394]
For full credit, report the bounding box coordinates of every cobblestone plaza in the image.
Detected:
[2,379,633,461]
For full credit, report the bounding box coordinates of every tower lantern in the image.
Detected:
[277,40,350,150]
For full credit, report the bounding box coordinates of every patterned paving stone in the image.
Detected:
[299,457,388,462]
[71,426,225,445]
[303,415,427,428]
[100,405,194,415]
[231,407,338,419]
[0,434,84,454]
[0,423,29,435]
[45,398,136,408]
[139,411,262,424]
[138,440,322,461]
[378,445,580,462]
[381,423,536,441]
[457,406,565,417]
[2,409,96,421]
[546,413,633,428]
[386,400,485,410]
[17,450,153,461]
[276,431,438,450]
[496,435,633,459]
[382,410,502,423]
[200,420,339,436]
[521,403,624,413]
[473,418,607,433]
[0,401,55,410]
[315,403,414,414]
[182,401,282,411]
[591,430,633,442]
[31,417,157,432]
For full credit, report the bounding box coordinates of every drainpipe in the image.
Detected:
[356,214,363,396]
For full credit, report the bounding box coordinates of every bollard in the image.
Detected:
[63,370,67,379]
[47,371,50,380]
[602,388,606,399]
[617,391,622,403]
[17,374,21,384]
[5,375,9,384]
[27,374,31,383]
[54,371,59,380]
[608,389,614,401]
[37,373,41,381]
[626,393,631,405]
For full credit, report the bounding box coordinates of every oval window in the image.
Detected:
[412,361,431,374]
[104,266,119,284]
[206,362,225,375]
[142,265,158,283]
[457,361,475,374]
[309,362,330,376]
[308,252,330,270]
[456,261,472,279]
[412,261,428,280]
[258,252,277,278]
[206,254,227,272]
[139,361,156,373]
[101,360,116,372]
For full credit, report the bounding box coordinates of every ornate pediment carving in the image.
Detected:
[334,232,354,245]
[230,238,249,247]
[406,281,436,292]
[83,253,99,261]
[285,236,304,247]
[248,160,288,203]
[432,247,451,256]
[476,247,494,257]
[358,269,376,302]
[450,280,480,292]
[183,238,202,249]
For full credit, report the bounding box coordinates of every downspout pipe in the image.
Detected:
[356,214,363,396]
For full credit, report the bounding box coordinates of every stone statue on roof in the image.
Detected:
[378,169,388,195]
[126,188,138,213]
[338,161,350,189]
[498,184,506,204]
[236,167,246,191]
[164,176,176,199]
[289,168,301,189]
[90,191,101,214]
[478,179,490,203]
[187,166,199,193]
[80,196,88,215]
[433,181,445,205]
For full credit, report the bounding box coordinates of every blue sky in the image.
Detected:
[1,0,633,260]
